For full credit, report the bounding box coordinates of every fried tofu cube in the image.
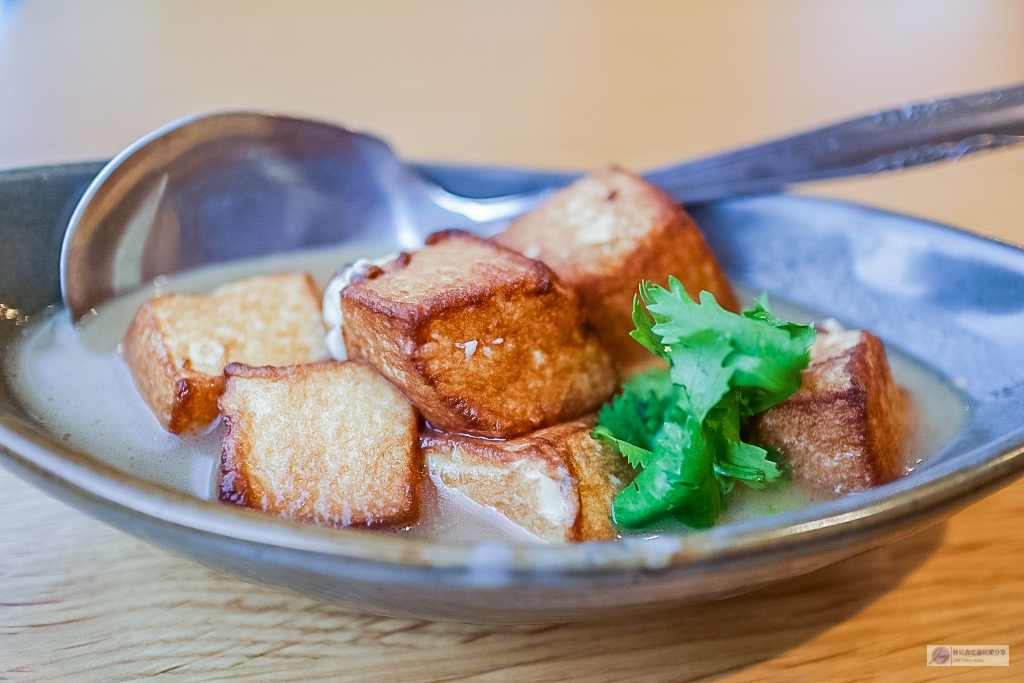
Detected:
[421,419,633,543]
[746,325,915,497]
[122,272,327,434]
[495,166,739,364]
[218,361,420,528]
[341,230,617,439]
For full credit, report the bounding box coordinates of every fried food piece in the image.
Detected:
[746,326,915,497]
[218,361,420,528]
[122,272,327,434]
[341,229,617,439]
[495,166,739,364]
[421,418,633,543]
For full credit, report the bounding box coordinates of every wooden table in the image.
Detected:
[2,2,1023,680]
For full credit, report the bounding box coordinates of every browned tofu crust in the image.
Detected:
[341,230,618,439]
[495,166,739,364]
[122,305,222,434]
[746,329,915,497]
[219,361,420,528]
[122,272,327,434]
[421,418,633,542]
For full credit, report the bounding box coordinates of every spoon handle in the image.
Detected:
[643,82,1024,203]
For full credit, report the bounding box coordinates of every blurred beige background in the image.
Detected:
[3,2,1024,681]
[1,0,1023,242]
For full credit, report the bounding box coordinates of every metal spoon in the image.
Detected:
[61,82,1024,321]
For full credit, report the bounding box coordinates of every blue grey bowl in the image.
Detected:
[1,162,1023,623]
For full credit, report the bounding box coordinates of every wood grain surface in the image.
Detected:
[2,1,1024,680]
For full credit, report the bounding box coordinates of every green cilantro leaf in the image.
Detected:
[716,442,780,489]
[593,368,676,455]
[666,330,734,423]
[629,295,667,359]
[596,280,816,530]
[745,293,818,350]
[591,425,654,468]
[613,417,722,529]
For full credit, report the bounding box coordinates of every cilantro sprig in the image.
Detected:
[594,278,816,529]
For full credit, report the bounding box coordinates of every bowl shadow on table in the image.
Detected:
[300,522,946,681]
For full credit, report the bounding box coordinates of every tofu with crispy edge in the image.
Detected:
[123,272,327,434]
[341,229,618,439]
[746,325,915,497]
[495,166,739,364]
[422,418,633,543]
[218,361,420,528]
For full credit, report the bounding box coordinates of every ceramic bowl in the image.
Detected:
[1,162,1023,623]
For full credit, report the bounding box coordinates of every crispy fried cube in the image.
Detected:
[421,418,633,543]
[122,272,327,434]
[218,361,420,528]
[746,326,915,497]
[341,230,617,439]
[495,166,739,364]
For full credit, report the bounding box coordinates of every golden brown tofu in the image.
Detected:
[341,230,618,439]
[421,419,633,543]
[219,361,420,528]
[746,326,915,497]
[122,272,327,434]
[495,166,739,364]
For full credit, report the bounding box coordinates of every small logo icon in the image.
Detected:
[929,646,951,666]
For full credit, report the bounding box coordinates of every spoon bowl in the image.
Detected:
[59,112,563,321]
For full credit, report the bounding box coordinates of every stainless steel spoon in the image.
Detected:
[61,82,1024,321]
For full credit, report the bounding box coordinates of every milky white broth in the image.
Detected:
[4,243,966,542]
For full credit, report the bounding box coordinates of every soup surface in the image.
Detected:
[4,244,967,542]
